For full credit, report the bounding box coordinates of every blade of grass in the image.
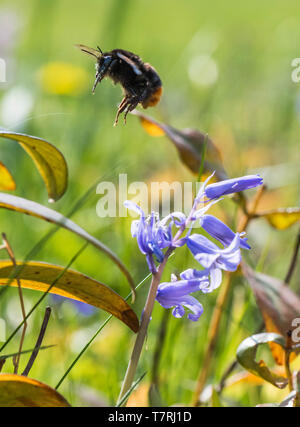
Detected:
[0,242,88,354]
[0,168,133,299]
[22,306,52,376]
[55,271,152,390]
[1,233,27,374]
[285,226,300,284]
[197,133,208,183]
[116,371,147,408]
[0,178,100,299]
[0,345,55,361]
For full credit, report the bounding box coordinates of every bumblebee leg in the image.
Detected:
[123,99,139,124]
[114,96,129,126]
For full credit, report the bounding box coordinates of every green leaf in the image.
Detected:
[0,260,138,332]
[0,374,70,407]
[236,332,288,389]
[0,131,68,202]
[0,192,135,296]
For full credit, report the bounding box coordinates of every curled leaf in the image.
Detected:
[226,370,284,387]
[0,130,68,202]
[0,192,135,296]
[255,207,300,230]
[242,262,300,364]
[0,162,16,191]
[133,111,227,180]
[0,374,70,407]
[242,262,300,344]
[236,332,288,389]
[0,260,138,332]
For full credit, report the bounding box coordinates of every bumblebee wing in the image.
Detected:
[75,44,102,59]
[116,52,142,75]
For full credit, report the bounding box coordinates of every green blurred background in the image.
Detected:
[0,0,299,406]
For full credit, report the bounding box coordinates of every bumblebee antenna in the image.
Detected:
[97,46,103,54]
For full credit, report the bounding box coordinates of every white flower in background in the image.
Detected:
[0,86,34,128]
[0,9,20,52]
[188,54,219,88]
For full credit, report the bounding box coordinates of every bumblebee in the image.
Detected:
[76,44,162,125]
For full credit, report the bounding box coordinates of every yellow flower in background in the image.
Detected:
[38,61,89,95]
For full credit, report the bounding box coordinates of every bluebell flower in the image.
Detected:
[124,201,173,271]
[124,201,188,272]
[204,174,263,200]
[201,214,250,249]
[156,273,208,321]
[180,267,218,294]
[186,233,245,291]
[125,172,263,322]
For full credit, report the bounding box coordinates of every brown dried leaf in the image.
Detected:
[133,111,227,180]
[242,262,300,363]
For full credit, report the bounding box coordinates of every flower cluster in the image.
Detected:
[125,174,263,321]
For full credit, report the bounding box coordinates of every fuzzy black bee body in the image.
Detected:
[76,45,162,125]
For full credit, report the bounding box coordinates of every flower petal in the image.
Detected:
[124,200,145,217]
[205,175,263,200]
[187,233,219,256]
[157,277,208,299]
[207,267,222,292]
[194,171,215,204]
[195,252,219,269]
[177,295,204,321]
[201,215,250,249]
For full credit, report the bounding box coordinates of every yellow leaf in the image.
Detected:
[0,192,135,297]
[0,260,139,332]
[0,374,70,407]
[227,369,286,387]
[0,162,16,191]
[139,116,165,137]
[257,207,300,230]
[0,131,68,202]
[263,314,285,365]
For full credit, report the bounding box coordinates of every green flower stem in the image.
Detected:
[117,249,171,406]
